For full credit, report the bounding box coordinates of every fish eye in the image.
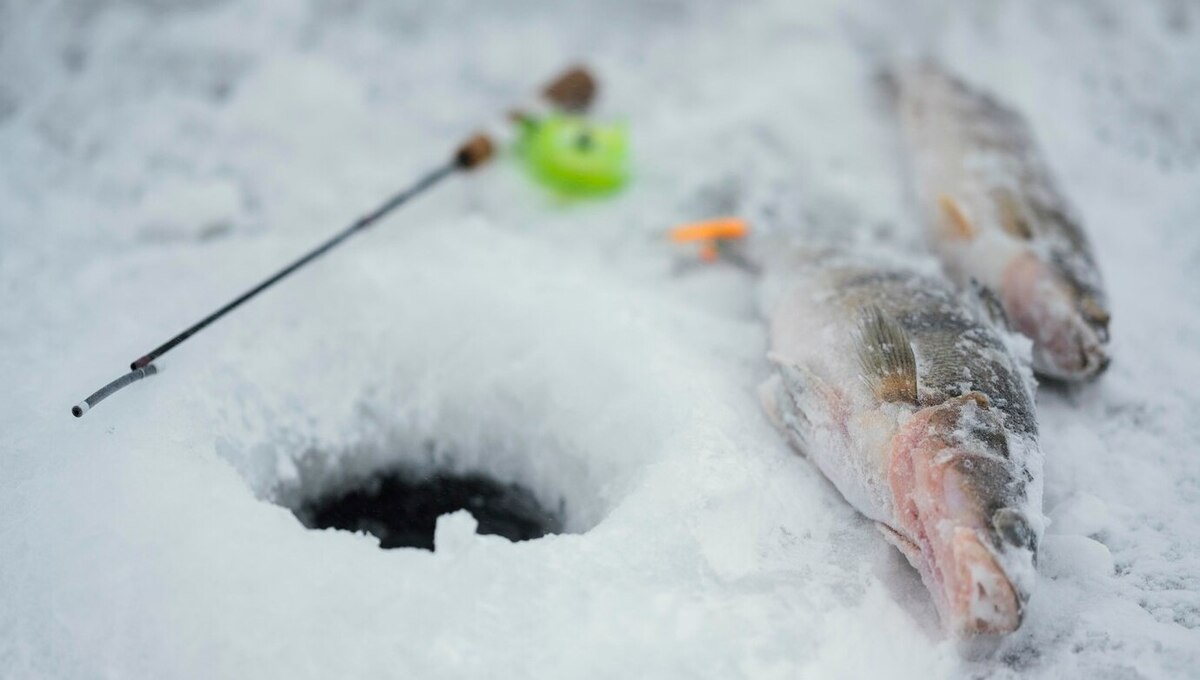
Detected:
[992,507,1034,550]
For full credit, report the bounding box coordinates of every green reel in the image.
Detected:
[516,114,630,197]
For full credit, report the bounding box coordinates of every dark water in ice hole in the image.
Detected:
[296,471,564,550]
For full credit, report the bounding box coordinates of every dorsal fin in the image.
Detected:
[856,306,919,404]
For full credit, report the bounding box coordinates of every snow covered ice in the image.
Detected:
[2,0,1199,677]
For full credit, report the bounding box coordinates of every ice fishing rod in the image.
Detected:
[72,65,597,418]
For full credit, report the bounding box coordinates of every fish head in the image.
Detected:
[889,392,1038,636]
[1001,250,1110,379]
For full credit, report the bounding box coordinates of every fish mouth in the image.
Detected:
[879,521,1023,636]
[1001,253,1110,380]
[1030,315,1109,380]
[943,527,1022,635]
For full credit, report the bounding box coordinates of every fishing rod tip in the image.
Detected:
[69,363,158,419]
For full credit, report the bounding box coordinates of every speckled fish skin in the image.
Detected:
[891,62,1111,381]
[760,250,1042,636]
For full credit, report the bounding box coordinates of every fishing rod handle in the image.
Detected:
[453,64,597,171]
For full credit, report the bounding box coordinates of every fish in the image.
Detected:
[890,62,1111,381]
[759,249,1043,636]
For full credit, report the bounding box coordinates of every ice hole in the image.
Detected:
[292,467,566,550]
[251,397,615,552]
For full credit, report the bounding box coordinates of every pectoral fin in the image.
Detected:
[763,355,831,455]
[937,194,976,240]
[768,353,836,407]
[856,306,919,404]
[758,374,784,428]
[876,522,924,570]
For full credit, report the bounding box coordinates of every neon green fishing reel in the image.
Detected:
[516,114,630,198]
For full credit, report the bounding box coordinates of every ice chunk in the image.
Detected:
[1048,492,1114,537]
[1041,535,1115,580]
[434,510,480,555]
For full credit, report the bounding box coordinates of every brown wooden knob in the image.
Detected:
[541,65,596,112]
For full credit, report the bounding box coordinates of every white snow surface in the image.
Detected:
[2,0,1199,677]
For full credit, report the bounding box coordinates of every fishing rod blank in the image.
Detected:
[72,66,595,418]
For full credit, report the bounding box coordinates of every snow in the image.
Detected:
[2,0,1199,677]
[434,510,480,555]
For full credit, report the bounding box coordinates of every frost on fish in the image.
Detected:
[890,61,1111,381]
[760,250,1043,636]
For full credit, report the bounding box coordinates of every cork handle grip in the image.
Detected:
[454,133,494,169]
